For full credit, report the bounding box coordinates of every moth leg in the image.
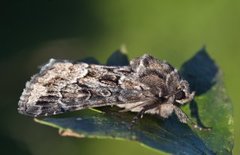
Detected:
[174,106,211,131]
[131,100,159,125]
[131,109,146,125]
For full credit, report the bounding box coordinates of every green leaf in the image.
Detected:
[34,48,233,155]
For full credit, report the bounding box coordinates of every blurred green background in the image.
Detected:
[0,0,239,155]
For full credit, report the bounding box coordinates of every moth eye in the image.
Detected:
[175,90,186,100]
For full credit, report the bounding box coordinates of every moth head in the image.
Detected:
[174,80,195,105]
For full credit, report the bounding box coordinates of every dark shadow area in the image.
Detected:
[0,0,105,59]
[179,48,219,130]
[180,47,218,96]
[106,50,129,66]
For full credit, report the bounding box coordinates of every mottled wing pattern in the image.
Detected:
[18,59,153,117]
[18,54,197,129]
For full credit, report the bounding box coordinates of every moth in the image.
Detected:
[18,54,204,129]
